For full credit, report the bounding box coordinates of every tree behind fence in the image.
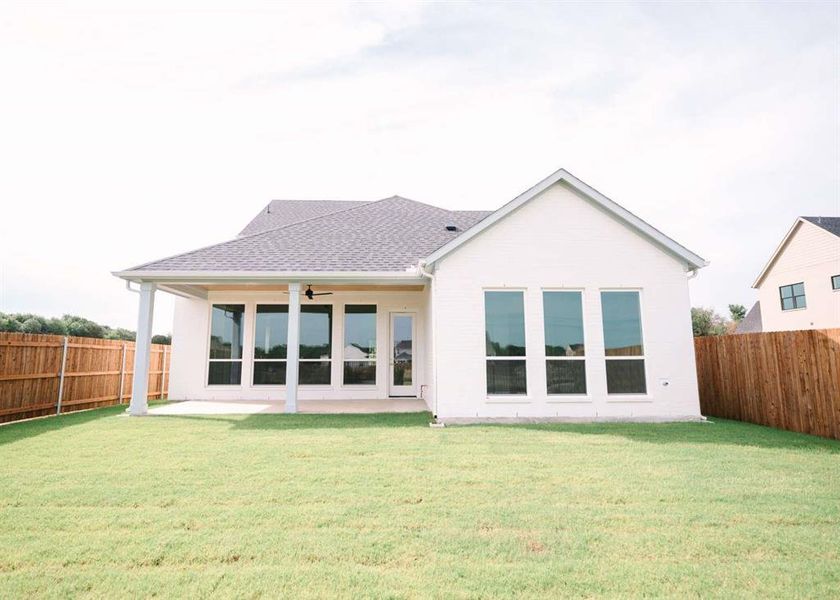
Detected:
[0,332,170,424]
[694,328,840,440]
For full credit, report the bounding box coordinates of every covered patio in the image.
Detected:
[114,273,433,416]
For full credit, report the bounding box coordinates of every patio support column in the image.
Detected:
[285,282,301,413]
[129,282,156,416]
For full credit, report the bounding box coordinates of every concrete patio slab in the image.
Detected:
[147,399,429,416]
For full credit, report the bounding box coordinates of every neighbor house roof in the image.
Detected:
[734,301,762,334]
[114,168,706,281]
[802,216,840,238]
[752,216,840,288]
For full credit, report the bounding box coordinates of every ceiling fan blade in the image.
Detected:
[312,292,333,296]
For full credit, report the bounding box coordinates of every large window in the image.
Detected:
[300,305,332,385]
[484,291,527,395]
[601,291,646,394]
[344,305,376,385]
[208,304,244,385]
[543,291,586,395]
[779,283,806,310]
[253,305,288,385]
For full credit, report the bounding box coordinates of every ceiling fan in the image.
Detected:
[283,284,333,300]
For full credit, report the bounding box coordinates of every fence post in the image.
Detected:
[56,336,69,415]
[118,342,127,404]
[160,346,167,399]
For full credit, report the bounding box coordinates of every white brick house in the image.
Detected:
[115,168,707,422]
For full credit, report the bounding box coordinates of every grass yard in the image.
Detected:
[1,408,839,598]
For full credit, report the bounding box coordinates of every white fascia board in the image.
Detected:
[423,168,709,271]
[751,218,805,289]
[112,270,424,285]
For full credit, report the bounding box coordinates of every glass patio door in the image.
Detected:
[389,313,416,397]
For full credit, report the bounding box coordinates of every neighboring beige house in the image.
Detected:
[744,217,840,333]
[115,168,708,422]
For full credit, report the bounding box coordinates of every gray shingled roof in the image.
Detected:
[802,216,840,238]
[128,196,493,272]
[239,200,369,236]
[734,301,762,334]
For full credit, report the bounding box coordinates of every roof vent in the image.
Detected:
[445,225,458,232]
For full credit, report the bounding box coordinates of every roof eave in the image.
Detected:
[751,218,805,289]
[112,269,424,285]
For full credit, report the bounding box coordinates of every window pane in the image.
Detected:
[781,297,795,311]
[543,291,585,357]
[253,361,286,385]
[601,292,644,356]
[300,361,331,385]
[486,360,527,395]
[606,359,646,394]
[546,360,586,394]
[794,295,807,309]
[833,275,840,290]
[344,361,376,385]
[255,305,288,359]
[780,285,793,298]
[485,291,526,357]
[208,361,241,385]
[792,283,805,296]
[344,305,376,360]
[209,304,244,359]
[300,305,332,359]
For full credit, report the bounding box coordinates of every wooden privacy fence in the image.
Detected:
[694,328,840,440]
[0,332,170,424]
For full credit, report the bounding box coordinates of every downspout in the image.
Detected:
[417,260,438,420]
[686,268,699,280]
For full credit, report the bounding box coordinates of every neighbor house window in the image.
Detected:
[779,283,806,310]
[253,305,288,385]
[600,291,646,394]
[543,291,586,394]
[300,305,332,385]
[832,275,840,291]
[208,304,244,385]
[343,305,376,385]
[485,291,527,395]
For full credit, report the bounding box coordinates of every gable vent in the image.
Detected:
[445,225,459,232]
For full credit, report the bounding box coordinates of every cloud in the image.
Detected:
[0,2,837,332]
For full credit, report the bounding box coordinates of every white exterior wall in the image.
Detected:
[757,221,840,332]
[431,181,701,420]
[169,289,430,406]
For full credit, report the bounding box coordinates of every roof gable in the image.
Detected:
[752,216,840,288]
[423,168,707,271]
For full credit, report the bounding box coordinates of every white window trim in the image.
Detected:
[541,288,589,399]
[341,303,378,388]
[779,282,807,311]
[483,287,529,399]
[297,303,333,386]
[206,302,246,388]
[251,303,288,387]
[600,288,649,397]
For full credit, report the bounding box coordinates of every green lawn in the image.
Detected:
[1,408,838,599]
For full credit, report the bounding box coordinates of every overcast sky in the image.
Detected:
[1,1,838,335]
